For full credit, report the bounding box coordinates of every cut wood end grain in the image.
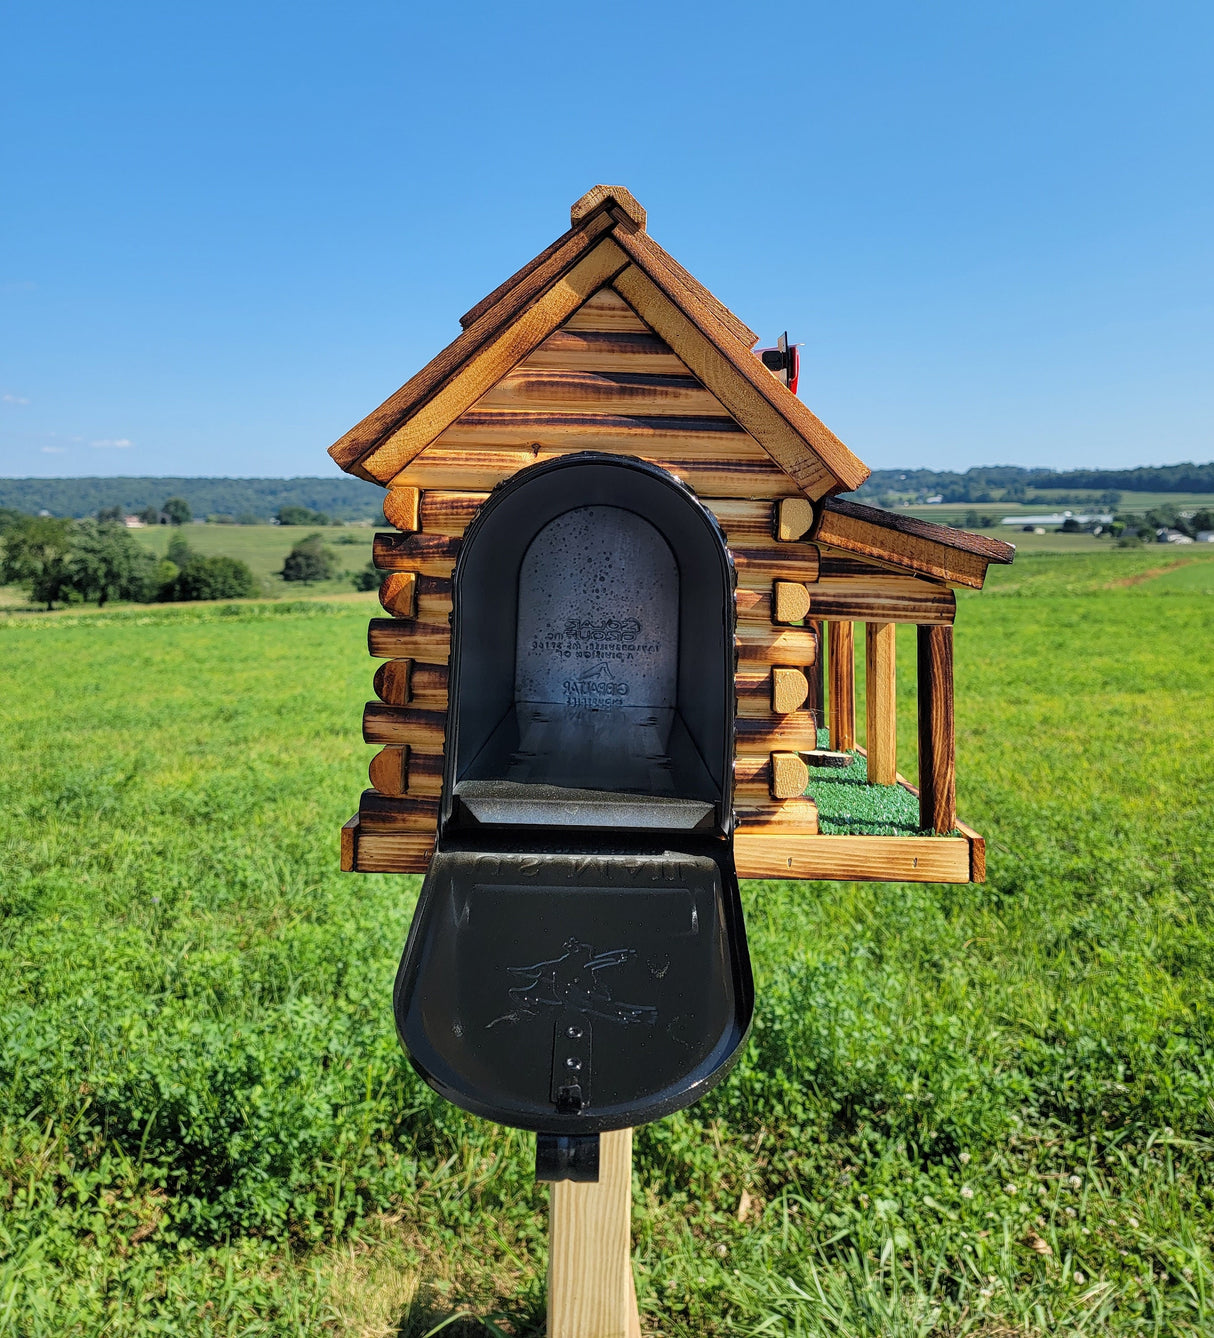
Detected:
[773,580,811,624]
[373,658,413,705]
[368,745,410,796]
[771,666,809,714]
[777,497,814,541]
[382,486,420,532]
[378,571,417,618]
[770,751,809,799]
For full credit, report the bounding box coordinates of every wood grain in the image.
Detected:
[458,226,583,332]
[770,751,809,799]
[771,666,810,714]
[357,237,631,482]
[432,407,760,457]
[773,581,811,624]
[611,264,846,499]
[357,789,441,833]
[368,619,451,665]
[735,798,819,835]
[813,499,1007,589]
[396,444,799,499]
[735,624,818,666]
[570,184,646,231]
[373,532,461,576]
[382,486,420,532]
[623,230,758,350]
[404,751,444,797]
[807,619,825,729]
[373,659,449,706]
[777,497,814,541]
[340,814,359,873]
[373,658,413,705]
[549,1126,639,1338]
[378,571,417,618]
[333,211,616,473]
[368,745,409,796]
[354,831,434,873]
[477,367,728,416]
[800,576,955,625]
[523,328,685,374]
[418,490,486,536]
[865,622,897,785]
[735,715,819,752]
[561,287,650,333]
[705,498,775,545]
[362,703,447,752]
[729,545,820,587]
[608,235,867,489]
[734,833,972,883]
[956,818,986,883]
[917,623,956,835]
[733,753,773,798]
[828,620,856,751]
[416,491,783,551]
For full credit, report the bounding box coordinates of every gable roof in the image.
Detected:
[328,186,870,499]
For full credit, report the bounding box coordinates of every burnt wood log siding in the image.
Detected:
[349,289,963,867]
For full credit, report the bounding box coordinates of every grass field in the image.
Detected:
[2,549,1213,1335]
[134,523,375,597]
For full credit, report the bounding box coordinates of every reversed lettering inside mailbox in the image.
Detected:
[449,458,734,826]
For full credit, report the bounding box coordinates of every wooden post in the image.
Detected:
[865,622,897,785]
[827,621,856,751]
[549,1128,641,1338]
[917,624,956,833]
[805,620,825,733]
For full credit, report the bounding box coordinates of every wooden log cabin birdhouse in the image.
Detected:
[334,185,1014,890]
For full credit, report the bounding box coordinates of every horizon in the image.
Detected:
[2,458,1213,485]
[3,3,1212,479]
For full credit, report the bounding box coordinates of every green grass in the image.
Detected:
[2,553,1213,1335]
[133,523,375,597]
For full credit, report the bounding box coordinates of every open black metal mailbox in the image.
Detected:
[394,455,754,1177]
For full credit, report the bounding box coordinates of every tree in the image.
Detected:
[97,505,125,523]
[167,533,195,566]
[281,532,339,584]
[168,555,260,601]
[277,505,329,526]
[138,504,161,525]
[162,497,192,526]
[65,520,157,607]
[0,515,74,609]
[351,560,386,591]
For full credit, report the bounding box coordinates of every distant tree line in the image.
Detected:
[0,476,386,522]
[855,462,1214,505]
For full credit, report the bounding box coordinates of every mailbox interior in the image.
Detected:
[443,455,736,835]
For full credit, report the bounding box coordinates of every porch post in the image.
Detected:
[916,624,956,833]
[827,620,856,751]
[865,622,897,784]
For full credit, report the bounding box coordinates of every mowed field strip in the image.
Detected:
[1,549,1212,1335]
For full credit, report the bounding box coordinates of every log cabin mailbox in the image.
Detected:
[331,186,1014,1322]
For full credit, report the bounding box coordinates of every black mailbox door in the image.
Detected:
[395,841,752,1134]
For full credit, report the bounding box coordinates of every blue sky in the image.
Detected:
[2,1,1211,479]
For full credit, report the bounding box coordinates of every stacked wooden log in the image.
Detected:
[342,283,960,877]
